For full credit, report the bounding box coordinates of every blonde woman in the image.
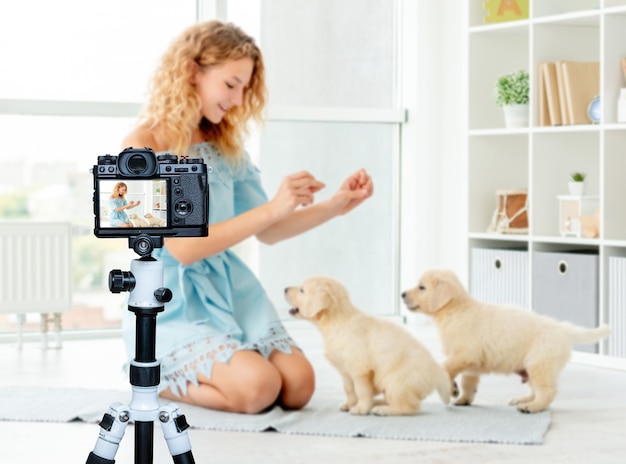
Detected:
[122,20,373,414]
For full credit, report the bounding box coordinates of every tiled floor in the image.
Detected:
[1,321,625,463]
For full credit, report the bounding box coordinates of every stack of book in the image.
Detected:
[538,61,599,126]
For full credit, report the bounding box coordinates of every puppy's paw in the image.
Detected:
[509,394,534,407]
[339,402,350,412]
[349,404,372,415]
[516,403,548,414]
[370,405,390,416]
[454,397,473,406]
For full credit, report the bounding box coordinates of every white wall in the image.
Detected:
[399,0,468,291]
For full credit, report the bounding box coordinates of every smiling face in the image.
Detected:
[192,57,254,124]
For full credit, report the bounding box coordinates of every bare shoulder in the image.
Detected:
[121,126,163,152]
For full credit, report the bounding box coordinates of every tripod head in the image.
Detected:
[128,233,164,257]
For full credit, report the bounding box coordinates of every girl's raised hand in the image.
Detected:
[330,168,374,215]
[269,171,325,220]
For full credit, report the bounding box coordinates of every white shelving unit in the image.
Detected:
[151,180,167,221]
[467,0,626,369]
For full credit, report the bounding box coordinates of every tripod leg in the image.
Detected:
[86,402,130,464]
[159,404,195,464]
[135,421,154,464]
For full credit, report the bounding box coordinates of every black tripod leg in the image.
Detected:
[135,421,154,464]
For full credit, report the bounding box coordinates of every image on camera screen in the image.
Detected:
[98,179,169,229]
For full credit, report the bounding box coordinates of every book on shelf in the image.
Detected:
[561,61,599,125]
[555,61,570,125]
[536,61,599,126]
[538,63,549,126]
[539,62,562,126]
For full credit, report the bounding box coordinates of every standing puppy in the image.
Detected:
[402,269,611,413]
[285,276,450,416]
[144,213,166,226]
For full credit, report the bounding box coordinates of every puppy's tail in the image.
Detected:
[435,366,451,405]
[564,323,611,345]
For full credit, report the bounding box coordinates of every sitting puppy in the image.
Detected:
[402,269,611,413]
[285,276,450,416]
[128,213,149,227]
[144,213,166,227]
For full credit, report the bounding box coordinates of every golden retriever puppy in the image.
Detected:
[144,213,166,227]
[285,276,450,416]
[402,269,611,413]
[128,213,149,227]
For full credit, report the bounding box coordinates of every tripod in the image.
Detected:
[86,235,195,464]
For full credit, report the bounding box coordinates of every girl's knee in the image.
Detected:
[237,371,282,413]
[275,353,316,409]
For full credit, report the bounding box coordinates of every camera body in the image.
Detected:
[93,147,209,241]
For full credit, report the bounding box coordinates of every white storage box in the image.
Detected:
[470,247,529,308]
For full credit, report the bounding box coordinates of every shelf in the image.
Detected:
[467,1,626,365]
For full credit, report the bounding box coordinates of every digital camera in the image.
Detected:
[92,147,209,244]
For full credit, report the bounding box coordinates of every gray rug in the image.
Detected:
[0,386,550,445]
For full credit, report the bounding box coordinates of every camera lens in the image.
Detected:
[127,154,148,175]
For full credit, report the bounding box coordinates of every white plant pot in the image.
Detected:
[568,181,585,196]
[502,104,529,128]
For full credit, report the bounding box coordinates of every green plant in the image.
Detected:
[570,172,586,182]
[494,70,529,107]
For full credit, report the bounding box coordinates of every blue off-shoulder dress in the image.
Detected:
[122,142,297,396]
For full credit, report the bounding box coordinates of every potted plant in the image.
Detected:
[494,69,530,128]
[569,172,586,196]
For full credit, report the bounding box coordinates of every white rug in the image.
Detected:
[0,386,550,445]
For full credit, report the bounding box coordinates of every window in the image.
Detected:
[228,0,402,316]
[0,0,404,337]
[0,1,197,334]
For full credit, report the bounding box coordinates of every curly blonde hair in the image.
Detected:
[139,20,267,158]
[109,182,128,199]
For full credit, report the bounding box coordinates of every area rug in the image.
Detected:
[0,386,550,445]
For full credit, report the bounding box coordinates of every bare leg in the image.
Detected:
[268,348,315,409]
[159,350,282,414]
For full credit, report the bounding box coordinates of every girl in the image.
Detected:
[108,182,141,227]
[121,20,373,414]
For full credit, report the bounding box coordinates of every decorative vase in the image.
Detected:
[502,104,529,128]
[568,181,585,196]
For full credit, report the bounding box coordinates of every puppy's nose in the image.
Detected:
[284,288,288,294]
[401,291,406,298]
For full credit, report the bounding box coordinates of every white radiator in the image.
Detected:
[0,221,72,349]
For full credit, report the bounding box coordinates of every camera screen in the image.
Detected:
[98,179,169,229]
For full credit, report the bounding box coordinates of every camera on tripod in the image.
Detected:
[86,147,205,463]
[92,147,209,254]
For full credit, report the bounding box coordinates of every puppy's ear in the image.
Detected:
[429,277,453,312]
[308,285,336,317]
